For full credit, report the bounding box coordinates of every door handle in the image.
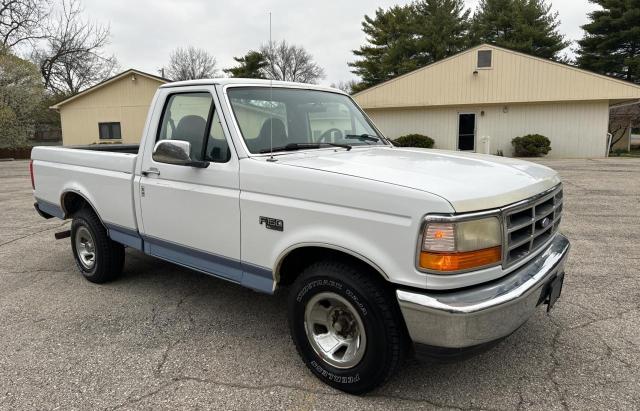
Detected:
[141,167,160,176]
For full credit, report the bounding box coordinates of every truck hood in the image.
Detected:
[276,147,560,212]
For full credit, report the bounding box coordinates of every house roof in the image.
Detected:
[353,44,640,109]
[50,69,170,109]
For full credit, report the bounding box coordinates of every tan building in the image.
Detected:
[51,69,168,145]
[353,44,640,158]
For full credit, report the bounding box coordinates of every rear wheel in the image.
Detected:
[71,207,124,283]
[288,260,406,394]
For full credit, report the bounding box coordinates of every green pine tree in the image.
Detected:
[470,0,568,59]
[413,0,471,62]
[223,51,267,79]
[349,1,470,92]
[577,0,640,84]
[349,5,416,92]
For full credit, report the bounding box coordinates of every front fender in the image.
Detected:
[273,241,391,283]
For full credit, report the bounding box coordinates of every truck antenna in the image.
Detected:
[267,11,276,162]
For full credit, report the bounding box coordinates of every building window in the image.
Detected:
[477,50,492,68]
[99,122,122,139]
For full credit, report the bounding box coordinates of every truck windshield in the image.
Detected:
[226,87,387,154]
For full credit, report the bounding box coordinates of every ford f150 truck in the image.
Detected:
[31,78,570,394]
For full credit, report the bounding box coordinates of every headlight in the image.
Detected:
[419,217,502,272]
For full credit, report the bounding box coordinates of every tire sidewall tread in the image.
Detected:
[288,260,405,394]
[70,207,124,284]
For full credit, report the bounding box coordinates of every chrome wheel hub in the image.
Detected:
[304,292,367,369]
[75,226,96,270]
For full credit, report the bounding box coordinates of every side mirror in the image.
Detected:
[152,140,209,168]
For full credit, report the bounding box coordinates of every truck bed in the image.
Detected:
[70,144,140,154]
[31,145,139,231]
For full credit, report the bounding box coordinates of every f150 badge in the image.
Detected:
[259,216,284,232]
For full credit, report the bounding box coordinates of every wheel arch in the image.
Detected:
[275,243,390,287]
[60,190,104,225]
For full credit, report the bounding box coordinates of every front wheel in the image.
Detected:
[288,260,406,394]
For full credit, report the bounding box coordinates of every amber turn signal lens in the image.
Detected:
[419,246,502,271]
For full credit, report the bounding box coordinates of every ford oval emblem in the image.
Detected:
[541,217,551,228]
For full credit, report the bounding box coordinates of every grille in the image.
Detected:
[503,185,563,267]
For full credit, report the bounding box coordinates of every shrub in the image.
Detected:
[393,134,434,149]
[0,146,33,159]
[511,134,551,157]
[610,148,629,157]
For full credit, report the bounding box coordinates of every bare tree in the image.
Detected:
[259,40,325,83]
[33,0,118,95]
[330,80,359,94]
[166,46,218,81]
[0,0,49,50]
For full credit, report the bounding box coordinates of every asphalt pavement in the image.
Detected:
[0,158,638,410]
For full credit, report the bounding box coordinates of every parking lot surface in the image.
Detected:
[1,158,639,410]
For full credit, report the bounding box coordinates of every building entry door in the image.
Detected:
[458,113,476,151]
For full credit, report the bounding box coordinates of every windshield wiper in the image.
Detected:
[259,142,352,154]
[345,134,380,142]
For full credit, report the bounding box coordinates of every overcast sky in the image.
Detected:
[82,0,600,85]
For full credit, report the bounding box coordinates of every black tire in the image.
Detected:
[288,260,406,394]
[70,207,124,283]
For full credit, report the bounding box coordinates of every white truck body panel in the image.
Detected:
[31,78,563,293]
[31,147,138,230]
[30,78,572,390]
[239,154,453,289]
[275,147,560,213]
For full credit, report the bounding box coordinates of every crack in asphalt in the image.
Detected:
[548,325,570,411]
[566,308,639,331]
[109,374,489,411]
[0,221,69,249]
[152,291,197,376]
[0,269,69,274]
[543,306,640,410]
[103,253,639,410]
[135,291,493,410]
[106,380,177,411]
[107,292,202,410]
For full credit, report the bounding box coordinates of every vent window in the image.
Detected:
[477,50,492,68]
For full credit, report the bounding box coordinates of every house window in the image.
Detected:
[477,50,492,68]
[99,122,122,139]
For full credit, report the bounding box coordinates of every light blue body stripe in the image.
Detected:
[105,223,144,250]
[34,200,274,294]
[143,235,244,281]
[241,262,276,293]
[35,199,65,219]
[106,225,273,294]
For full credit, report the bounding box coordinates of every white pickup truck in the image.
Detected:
[31,79,570,394]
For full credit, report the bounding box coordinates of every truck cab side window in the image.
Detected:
[158,93,230,163]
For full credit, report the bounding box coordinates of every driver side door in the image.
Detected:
[138,90,242,282]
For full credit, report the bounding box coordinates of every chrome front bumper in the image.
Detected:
[397,234,570,348]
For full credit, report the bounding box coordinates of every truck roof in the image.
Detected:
[159,78,345,94]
